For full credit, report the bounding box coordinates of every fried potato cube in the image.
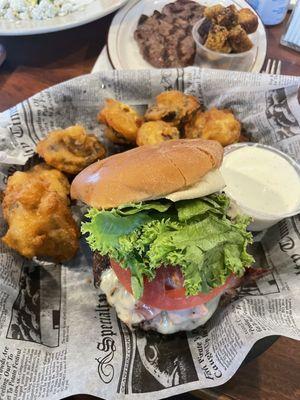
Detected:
[204,5,225,21]
[184,108,241,147]
[2,164,79,262]
[197,17,213,43]
[98,99,143,143]
[204,25,231,53]
[217,5,239,28]
[238,8,258,34]
[228,25,253,53]
[136,121,180,146]
[36,125,106,175]
[205,5,238,27]
[145,90,200,127]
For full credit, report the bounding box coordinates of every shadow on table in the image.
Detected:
[0,14,113,69]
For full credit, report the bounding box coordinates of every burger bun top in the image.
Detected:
[70,139,223,209]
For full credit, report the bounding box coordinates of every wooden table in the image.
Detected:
[1,11,300,400]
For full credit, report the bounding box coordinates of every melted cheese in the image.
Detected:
[165,169,225,202]
[100,269,220,334]
[141,296,220,334]
[100,269,144,327]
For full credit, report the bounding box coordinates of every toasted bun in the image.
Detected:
[70,139,223,209]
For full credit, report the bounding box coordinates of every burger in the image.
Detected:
[71,139,253,334]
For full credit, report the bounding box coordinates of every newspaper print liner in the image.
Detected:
[0,67,299,400]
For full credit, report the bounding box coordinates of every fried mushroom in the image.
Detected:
[98,99,143,143]
[104,127,132,145]
[145,90,200,127]
[184,111,206,139]
[36,125,106,175]
[2,164,79,262]
[136,121,180,146]
[184,108,241,146]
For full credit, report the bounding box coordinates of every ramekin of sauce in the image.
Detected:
[220,143,300,231]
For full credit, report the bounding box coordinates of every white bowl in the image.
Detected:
[222,143,300,231]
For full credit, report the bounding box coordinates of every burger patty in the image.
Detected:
[93,252,110,288]
[93,255,217,333]
[134,0,205,68]
[99,268,220,334]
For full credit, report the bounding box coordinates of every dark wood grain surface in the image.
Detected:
[0,9,300,400]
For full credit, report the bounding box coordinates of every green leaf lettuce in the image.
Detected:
[82,195,254,299]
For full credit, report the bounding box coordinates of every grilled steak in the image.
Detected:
[134,0,205,68]
[162,0,205,20]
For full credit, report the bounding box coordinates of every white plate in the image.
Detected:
[108,0,267,72]
[0,0,128,36]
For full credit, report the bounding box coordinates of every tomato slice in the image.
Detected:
[110,259,132,293]
[110,260,234,311]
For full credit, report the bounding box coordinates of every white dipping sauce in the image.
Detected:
[221,145,300,230]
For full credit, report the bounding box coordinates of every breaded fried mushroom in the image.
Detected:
[136,121,180,146]
[228,25,253,53]
[104,127,132,145]
[238,8,258,34]
[2,164,70,215]
[98,99,143,143]
[2,164,79,262]
[184,111,206,139]
[36,125,106,175]
[145,90,200,127]
[184,108,241,146]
